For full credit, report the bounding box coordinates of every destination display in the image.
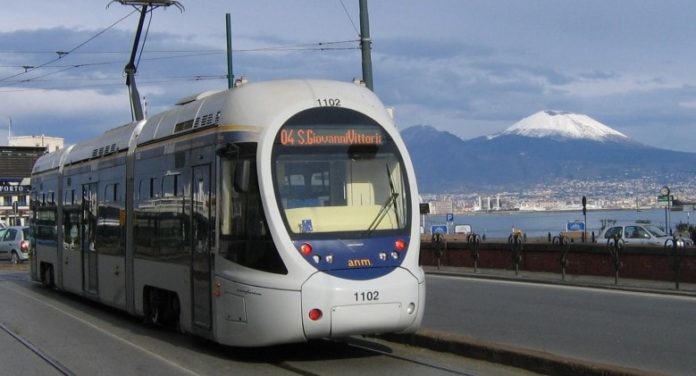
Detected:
[278,126,384,146]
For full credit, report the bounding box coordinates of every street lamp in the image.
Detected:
[661,186,671,235]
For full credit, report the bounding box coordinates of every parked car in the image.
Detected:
[599,222,693,247]
[0,226,32,263]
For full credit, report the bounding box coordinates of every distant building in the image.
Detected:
[10,135,63,152]
[428,200,453,215]
[0,145,49,226]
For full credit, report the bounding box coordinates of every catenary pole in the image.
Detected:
[226,13,234,89]
[359,0,373,91]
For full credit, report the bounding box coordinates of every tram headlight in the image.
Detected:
[312,255,321,264]
[390,251,399,260]
[379,252,387,261]
[325,254,334,264]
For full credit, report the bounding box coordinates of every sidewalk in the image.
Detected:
[423,265,696,297]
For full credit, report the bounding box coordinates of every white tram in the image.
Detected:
[30,79,425,346]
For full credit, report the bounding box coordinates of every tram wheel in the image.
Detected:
[41,264,54,288]
[148,289,161,324]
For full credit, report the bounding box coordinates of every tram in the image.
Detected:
[30,79,425,346]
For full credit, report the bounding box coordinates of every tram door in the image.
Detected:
[191,165,212,330]
[82,183,98,295]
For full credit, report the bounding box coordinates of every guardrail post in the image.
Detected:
[508,232,524,276]
[467,233,481,273]
[431,232,446,270]
[665,236,685,290]
[553,234,571,281]
[607,234,624,285]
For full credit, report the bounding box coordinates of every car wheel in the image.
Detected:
[10,251,19,264]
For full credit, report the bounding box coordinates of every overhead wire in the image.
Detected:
[0,3,361,90]
[338,0,360,36]
[0,9,138,83]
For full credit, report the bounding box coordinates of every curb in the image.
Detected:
[424,269,696,298]
[379,329,663,376]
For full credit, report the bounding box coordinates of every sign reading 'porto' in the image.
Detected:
[278,127,384,146]
[0,185,30,195]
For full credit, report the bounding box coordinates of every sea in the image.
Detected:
[422,208,693,239]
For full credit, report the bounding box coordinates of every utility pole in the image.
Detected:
[359,0,373,91]
[226,13,234,89]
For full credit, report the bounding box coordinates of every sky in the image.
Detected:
[2,1,696,152]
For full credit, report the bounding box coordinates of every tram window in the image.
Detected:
[63,210,80,250]
[104,184,117,203]
[35,208,57,241]
[162,174,179,197]
[64,189,74,205]
[97,205,123,255]
[220,155,287,274]
[150,178,159,198]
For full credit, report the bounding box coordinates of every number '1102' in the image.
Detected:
[317,98,341,107]
[354,291,379,302]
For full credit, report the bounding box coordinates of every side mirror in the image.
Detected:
[234,160,251,193]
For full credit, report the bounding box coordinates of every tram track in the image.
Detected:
[0,322,76,376]
[338,337,477,376]
[263,337,482,376]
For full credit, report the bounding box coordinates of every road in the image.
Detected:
[424,274,696,375]
[0,267,534,376]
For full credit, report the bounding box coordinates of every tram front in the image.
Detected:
[270,106,425,339]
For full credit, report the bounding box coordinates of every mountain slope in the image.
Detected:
[401,112,696,193]
[491,110,630,141]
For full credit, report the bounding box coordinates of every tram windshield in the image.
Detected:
[272,108,410,237]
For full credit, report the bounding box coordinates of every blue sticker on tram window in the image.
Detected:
[301,219,313,233]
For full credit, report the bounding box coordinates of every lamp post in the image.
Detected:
[661,186,671,235]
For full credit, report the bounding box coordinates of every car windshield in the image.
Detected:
[644,224,667,237]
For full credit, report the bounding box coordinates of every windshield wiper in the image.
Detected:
[363,164,399,237]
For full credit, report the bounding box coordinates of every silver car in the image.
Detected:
[0,226,32,263]
[600,223,692,247]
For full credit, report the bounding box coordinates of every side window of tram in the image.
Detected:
[35,208,57,242]
[97,183,123,256]
[219,158,286,274]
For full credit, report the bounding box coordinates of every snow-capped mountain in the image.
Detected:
[402,111,696,193]
[489,110,629,142]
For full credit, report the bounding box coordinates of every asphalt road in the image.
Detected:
[424,274,696,375]
[0,267,536,376]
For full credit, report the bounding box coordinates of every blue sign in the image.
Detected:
[431,225,448,234]
[566,221,585,232]
[302,219,314,233]
[446,213,454,222]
